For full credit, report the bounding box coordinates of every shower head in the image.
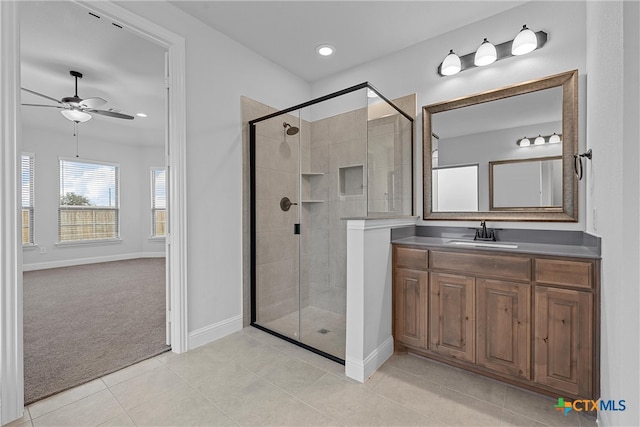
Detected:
[283,122,299,136]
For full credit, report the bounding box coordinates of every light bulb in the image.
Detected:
[440,50,461,76]
[534,135,545,145]
[518,137,531,147]
[548,133,561,144]
[61,109,92,123]
[474,38,497,66]
[512,25,538,56]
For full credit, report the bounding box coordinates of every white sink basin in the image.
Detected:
[447,241,518,249]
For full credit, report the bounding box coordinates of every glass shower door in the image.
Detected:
[253,114,301,342]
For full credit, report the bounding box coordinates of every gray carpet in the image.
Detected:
[23,258,170,405]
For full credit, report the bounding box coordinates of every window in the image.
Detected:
[59,158,119,242]
[151,168,166,237]
[22,153,35,245]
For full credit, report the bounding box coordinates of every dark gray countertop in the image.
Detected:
[391,227,601,259]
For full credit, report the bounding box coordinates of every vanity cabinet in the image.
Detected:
[392,243,600,401]
[429,272,475,362]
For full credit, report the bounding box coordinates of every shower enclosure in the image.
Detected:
[249,83,413,362]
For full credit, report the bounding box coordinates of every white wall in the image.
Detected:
[586,1,640,426]
[311,0,587,231]
[116,2,311,333]
[21,125,165,269]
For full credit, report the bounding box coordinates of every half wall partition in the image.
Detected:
[249,83,413,362]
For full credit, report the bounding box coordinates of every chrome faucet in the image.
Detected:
[474,221,496,241]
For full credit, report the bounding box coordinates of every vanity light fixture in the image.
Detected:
[474,38,497,66]
[517,133,562,147]
[437,25,548,77]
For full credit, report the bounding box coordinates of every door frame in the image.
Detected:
[0,1,188,423]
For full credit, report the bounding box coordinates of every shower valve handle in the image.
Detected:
[280,197,297,212]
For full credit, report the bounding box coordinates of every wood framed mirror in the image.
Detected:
[423,69,578,221]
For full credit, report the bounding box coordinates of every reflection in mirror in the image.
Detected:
[432,164,478,211]
[490,156,562,210]
[422,70,578,221]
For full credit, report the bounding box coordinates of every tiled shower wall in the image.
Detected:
[242,94,415,326]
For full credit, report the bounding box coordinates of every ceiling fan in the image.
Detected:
[21,70,134,123]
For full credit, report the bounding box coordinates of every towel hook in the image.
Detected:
[574,149,592,181]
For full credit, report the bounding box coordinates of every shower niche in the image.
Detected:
[249,83,413,362]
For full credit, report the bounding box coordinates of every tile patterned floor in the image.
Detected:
[262,306,346,360]
[4,327,597,427]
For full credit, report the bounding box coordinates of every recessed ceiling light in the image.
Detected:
[136,113,148,118]
[316,44,335,57]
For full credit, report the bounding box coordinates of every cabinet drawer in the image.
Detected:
[395,246,428,270]
[430,251,531,282]
[535,258,593,289]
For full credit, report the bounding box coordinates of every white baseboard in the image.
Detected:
[188,314,243,350]
[345,335,394,383]
[22,252,166,271]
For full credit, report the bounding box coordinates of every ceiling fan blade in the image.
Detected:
[21,87,63,105]
[21,103,64,109]
[90,109,135,120]
[80,97,107,109]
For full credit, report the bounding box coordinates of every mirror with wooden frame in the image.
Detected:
[423,70,578,221]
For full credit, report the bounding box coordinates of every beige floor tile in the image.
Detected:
[270,340,345,376]
[260,398,339,426]
[385,353,462,385]
[4,422,31,427]
[240,326,285,346]
[423,387,503,426]
[154,349,180,365]
[98,412,135,426]
[101,357,164,387]
[28,379,106,419]
[163,347,230,383]
[199,373,300,426]
[504,387,582,427]
[370,365,443,415]
[31,389,124,427]
[437,366,507,407]
[188,359,255,403]
[127,383,237,426]
[260,356,326,394]
[196,333,263,361]
[232,343,291,377]
[108,364,186,410]
[500,409,548,426]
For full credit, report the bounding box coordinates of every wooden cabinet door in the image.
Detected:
[429,273,475,362]
[477,279,530,379]
[534,286,593,397]
[394,268,427,349]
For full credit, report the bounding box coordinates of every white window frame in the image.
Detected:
[150,166,166,239]
[21,152,35,246]
[58,157,121,244]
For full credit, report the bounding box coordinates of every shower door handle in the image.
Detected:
[294,224,300,235]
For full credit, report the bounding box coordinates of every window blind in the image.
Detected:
[151,167,166,237]
[21,153,35,245]
[59,158,119,242]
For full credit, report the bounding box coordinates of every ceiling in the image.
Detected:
[20,1,528,148]
[169,1,528,82]
[20,1,166,148]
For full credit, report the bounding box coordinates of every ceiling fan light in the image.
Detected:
[474,38,497,67]
[512,25,538,56]
[61,109,92,123]
[548,133,561,144]
[534,134,546,145]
